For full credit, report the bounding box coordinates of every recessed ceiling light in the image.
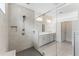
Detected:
[46,19,51,23]
[36,17,43,22]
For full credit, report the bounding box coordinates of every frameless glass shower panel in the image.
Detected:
[56,3,79,56]
[34,3,57,56]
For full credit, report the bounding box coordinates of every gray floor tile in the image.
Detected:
[16,47,41,56]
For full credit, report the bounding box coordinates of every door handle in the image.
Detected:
[73,32,75,56]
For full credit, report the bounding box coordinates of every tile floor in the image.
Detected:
[16,47,41,56]
[37,41,73,56]
[16,41,73,56]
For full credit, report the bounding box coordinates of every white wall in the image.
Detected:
[56,22,61,42]
[45,18,56,33]
[8,4,34,52]
[0,50,16,56]
[0,7,8,53]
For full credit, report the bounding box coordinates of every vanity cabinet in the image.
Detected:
[39,33,54,47]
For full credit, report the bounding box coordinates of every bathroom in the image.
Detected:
[1,3,79,56]
[9,3,77,56]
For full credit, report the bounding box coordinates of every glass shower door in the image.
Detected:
[33,3,79,56]
[56,3,79,56]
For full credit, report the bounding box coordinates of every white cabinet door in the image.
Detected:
[39,35,44,46]
[49,33,54,42]
[43,34,49,44]
[39,35,48,46]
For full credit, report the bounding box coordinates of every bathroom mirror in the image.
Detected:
[42,24,45,32]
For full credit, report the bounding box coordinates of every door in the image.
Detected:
[61,22,66,42]
[65,21,72,42]
[61,21,72,42]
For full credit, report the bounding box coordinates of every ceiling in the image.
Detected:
[16,3,79,18]
[16,3,64,17]
[57,3,79,14]
[26,3,66,17]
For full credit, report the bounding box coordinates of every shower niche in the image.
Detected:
[10,26,17,32]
